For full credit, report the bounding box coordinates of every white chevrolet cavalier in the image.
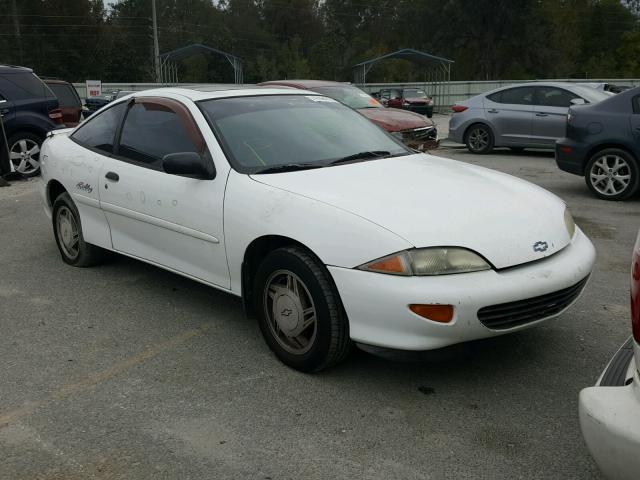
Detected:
[39,87,596,372]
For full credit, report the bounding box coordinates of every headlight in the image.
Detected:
[357,248,491,276]
[564,207,576,238]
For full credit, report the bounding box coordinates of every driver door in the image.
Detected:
[99,97,230,289]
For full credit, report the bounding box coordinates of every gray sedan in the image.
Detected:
[448,82,610,154]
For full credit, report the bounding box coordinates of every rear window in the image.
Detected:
[0,73,55,100]
[47,83,80,107]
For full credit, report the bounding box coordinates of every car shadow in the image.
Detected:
[104,253,554,386]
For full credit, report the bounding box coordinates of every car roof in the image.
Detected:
[125,86,318,102]
[0,65,33,74]
[492,81,591,90]
[258,80,351,89]
[43,79,72,85]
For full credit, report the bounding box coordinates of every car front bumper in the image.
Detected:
[328,228,595,351]
[555,138,589,175]
[579,340,640,480]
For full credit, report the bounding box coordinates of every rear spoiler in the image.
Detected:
[46,127,74,138]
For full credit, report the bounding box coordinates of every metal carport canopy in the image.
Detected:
[353,48,454,84]
[159,43,243,84]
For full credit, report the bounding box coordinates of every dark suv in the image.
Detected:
[0,65,63,177]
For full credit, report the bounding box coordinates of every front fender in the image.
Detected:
[223,170,413,294]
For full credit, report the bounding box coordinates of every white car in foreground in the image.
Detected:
[39,87,595,372]
[579,230,640,479]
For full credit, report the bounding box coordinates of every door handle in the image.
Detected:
[487,109,498,113]
[535,113,549,117]
[105,171,119,182]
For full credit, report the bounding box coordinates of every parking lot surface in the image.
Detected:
[1,148,638,479]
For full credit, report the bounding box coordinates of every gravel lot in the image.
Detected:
[1,148,638,479]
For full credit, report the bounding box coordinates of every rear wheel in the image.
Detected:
[5,132,43,177]
[585,148,639,200]
[465,124,494,154]
[52,193,107,266]
[254,246,351,372]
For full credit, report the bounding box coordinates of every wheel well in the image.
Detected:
[47,180,67,208]
[584,144,637,172]
[463,122,492,143]
[7,128,45,143]
[241,235,311,318]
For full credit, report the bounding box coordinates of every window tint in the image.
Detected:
[48,83,80,107]
[0,73,55,100]
[634,95,640,114]
[118,101,204,169]
[488,87,533,105]
[71,102,126,154]
[537,87,579,108]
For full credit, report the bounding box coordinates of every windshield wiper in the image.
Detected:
[253,163,324,174]
[329,150,391,165]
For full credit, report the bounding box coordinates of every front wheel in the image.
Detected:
[254,246,351,372]
[585,148,639,200]
[465,124,494,154]
[52,193,107,266]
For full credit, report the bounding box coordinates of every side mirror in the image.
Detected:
[570,98,586,105]
[162,152,215,179]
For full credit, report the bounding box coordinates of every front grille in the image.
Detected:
[477,276,589,330]
[401,126,437,142]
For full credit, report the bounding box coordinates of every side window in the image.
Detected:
[71,102,127,154]
[117,100,206,170]
[493,87,534,105]
[0,73,54,100]
[537,87,578,108]
[632,95,640,114]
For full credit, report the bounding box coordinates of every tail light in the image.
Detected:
[48,108,64,125]
[452,105,468,113]
[632,233,640,342]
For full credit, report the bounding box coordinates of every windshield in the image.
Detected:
[198,94,409,173]
[569,85,611,103]
[404,88,427,97]
[311,85,382,109]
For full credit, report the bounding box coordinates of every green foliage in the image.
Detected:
[0,0,637,82]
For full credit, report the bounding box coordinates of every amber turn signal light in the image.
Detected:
[409,304,454,323]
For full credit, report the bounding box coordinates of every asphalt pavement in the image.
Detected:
[1,148,638,479]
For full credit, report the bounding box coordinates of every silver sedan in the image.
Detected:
[449,82,610,154]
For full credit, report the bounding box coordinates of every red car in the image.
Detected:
[379,87,434,118]
[258,80,438,151]
[44,79,82,127]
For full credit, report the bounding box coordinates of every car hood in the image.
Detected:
[250,154,571,269]
[357,107,434,132]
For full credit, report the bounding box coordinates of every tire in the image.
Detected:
[253,246,351,372]
[584,148,640,201]
[465,124,494,154]
[52,192,107,267]
[3,132,43,177]
[509,147,525,153]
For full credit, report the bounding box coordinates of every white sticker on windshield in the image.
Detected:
[306,95,338,103]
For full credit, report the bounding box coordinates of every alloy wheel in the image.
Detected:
[589,154,631,197]
[9,138,40,175]
[263,269,317,355]
[468,128,489,151]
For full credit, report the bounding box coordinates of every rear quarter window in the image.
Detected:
[633,95,640,114]
[71,102,127,155]
[0,73,55,100]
